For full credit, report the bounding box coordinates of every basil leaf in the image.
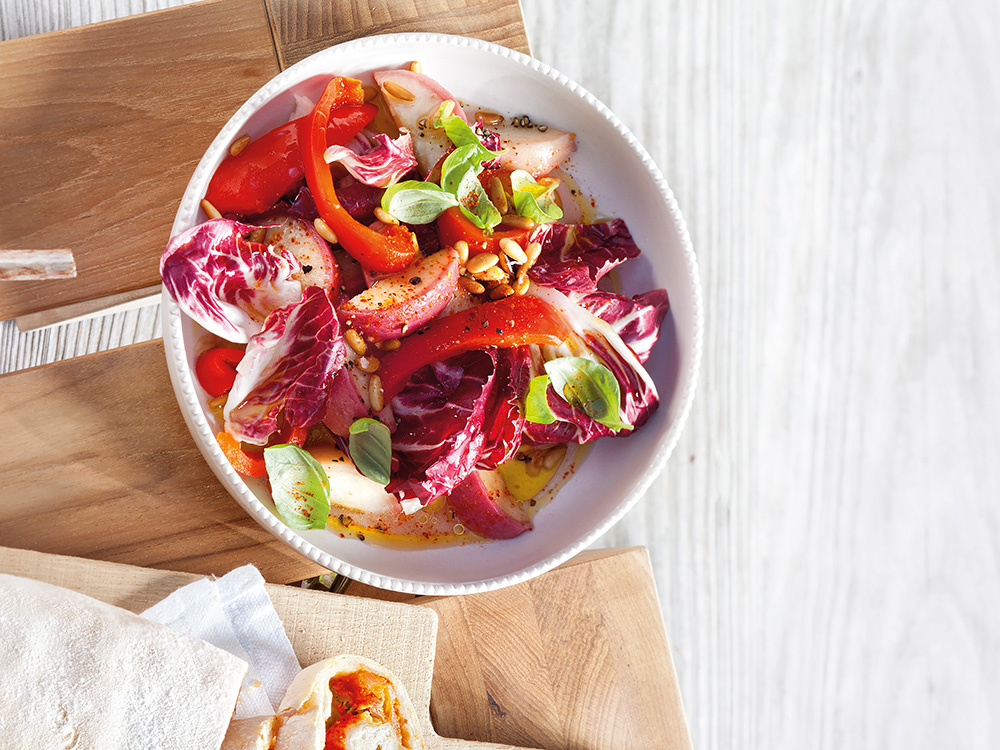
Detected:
[434,104,501,154]
[381,180,458,224]
[544,357,633,432]
[524,374,556,424]
[510,169,563,224]
[440,143,483,193]
[348,418,392,485]
[264,444,331,530]
[455,167,502,233]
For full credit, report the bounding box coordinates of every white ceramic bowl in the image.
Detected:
[162,33,702,595]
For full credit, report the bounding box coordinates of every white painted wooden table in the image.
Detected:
[3,1,999,748]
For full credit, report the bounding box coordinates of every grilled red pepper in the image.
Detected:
[436,207,533,255]
[205,103,377,215]
[377,296,570,401]
[302,77,419,274]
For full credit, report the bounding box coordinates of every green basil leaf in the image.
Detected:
[544,357,633,432]
[524,374,556,424]
[510,169,563,224]
[434,104,501,154]
[264,444,331,530]
[440,143,483,193]
[455,167,502,233]
[381,180,458,224]
[348,418,392,486]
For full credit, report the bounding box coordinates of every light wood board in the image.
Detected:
[0,545,526,750]
[0,0,529,324]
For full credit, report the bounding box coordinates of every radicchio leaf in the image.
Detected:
[288,184,382,224]
[324,131,418,188]
[527,219,641,297]
[386,350,497,506]
[224,286,346,445]
[477,347,531,470]
[160,218,303,343]
[579,288,670,363]
[524,285,659,445]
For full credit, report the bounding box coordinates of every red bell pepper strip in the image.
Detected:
[205,103,377,215]
[195,347,244,397]
[377,296,570,402]
[436,207,532,255]
[216,423,309,477]
[302,77,419,274]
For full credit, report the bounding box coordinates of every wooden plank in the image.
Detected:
[0,545,527,750]
[0,0,281,321]
[0,340,323,583]
[266,0,531,69]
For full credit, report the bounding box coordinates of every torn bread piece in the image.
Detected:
[223,715,280,750]
[0,573,247,750]
[276,655,424,750]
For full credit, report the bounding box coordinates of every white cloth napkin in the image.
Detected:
[141,565,301,719]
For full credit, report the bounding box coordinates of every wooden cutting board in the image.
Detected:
[0,545,692,749]
[0,0,530,325]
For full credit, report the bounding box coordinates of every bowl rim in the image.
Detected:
[161,31,703,595]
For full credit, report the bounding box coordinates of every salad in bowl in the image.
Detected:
[161,35,700,592]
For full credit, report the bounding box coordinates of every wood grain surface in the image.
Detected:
[3,1,1000,749]
[0,340,325,583]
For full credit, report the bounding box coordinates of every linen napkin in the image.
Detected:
[141,565,301,719]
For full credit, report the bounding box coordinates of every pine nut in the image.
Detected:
[489,283,514,300]
[200,199,222,220]
[373,207,398,225]
[525,241,543,266]
[465,252,499,274]
[459,276,486,294]
[229,134,251,157]
[345,328,367,356]
[453,240,470,265]
[488,177,507,214]
[438,99,456,119]
[477,265,508,283]
[381,80,415,102]
[476,110,504,126]
[362,85,379,101]
[496,251,512,275]
[206,393,228,414]
[513,275,530,296]
[409,60,422,74]
[499,237,528,264]
[359,355,380,373]
[314,217,338,245]
[502,214,536,230]
[368,375,385,412]
[380,338,401,351]
[542,445,567,470]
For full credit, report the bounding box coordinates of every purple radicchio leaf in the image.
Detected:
[475,121,503,169]
[224,286,347,445]
[160,218,303,343]
[324,131,419,188]
[527,219,641,297]
[288,183,382,224]
[477,347,532,470]
[524,285,660,445]
[578,288,670,364]
[386,350,498,505]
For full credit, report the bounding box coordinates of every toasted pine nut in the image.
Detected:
[465,252,499,274]
[374,207,399,225]
[207,393,228,414]
[502,214,536,230]
[489,283,514,300]
[438,99,456,119]
[381,338,402,351]
[513,275,530,296]
[381,80,415,102]
[362,84,379,101]
[314,217,338,245]
[368,375,385,412]
[359,355,381,373]
[453,240,470,265]
[542,444,567,470]
[475,265,507,283]
[229,134,251,157]
[345,328,367,356]
[488,177,508,214]
[459,276,486,294]
[525,458,542,476]
[499,237,528,264]
[201,199,222,220]
[525,241,543,266]
[476,110,504,126]
[409,60,422,74]
[496,251,512,275]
